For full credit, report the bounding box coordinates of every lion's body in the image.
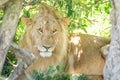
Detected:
[18,3,110,80]
[68,34,109,80]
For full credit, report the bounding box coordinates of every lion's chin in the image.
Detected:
[39,51,52,57]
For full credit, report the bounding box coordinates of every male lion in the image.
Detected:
[18,3,110,80]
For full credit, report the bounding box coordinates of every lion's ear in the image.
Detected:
[21,16,34,27]
[60,17,70,28]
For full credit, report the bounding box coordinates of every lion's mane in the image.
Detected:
[20,3,69,74]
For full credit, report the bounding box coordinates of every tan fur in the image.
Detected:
[18,3,110,80]
[67,34,109,80]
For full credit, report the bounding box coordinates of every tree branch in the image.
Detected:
[10,42,36,65]
[7,42,36,80]
[23,0,42,6]
[0,0,23,74]
[0,42,36,80]
[7,60,27,80]
[0,0,9,8]
[104,0,120,79]
[0,77,6,80]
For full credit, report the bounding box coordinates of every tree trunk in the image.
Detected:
[0,0,23,74]
[0,0,9,8]
[104,0,120,80]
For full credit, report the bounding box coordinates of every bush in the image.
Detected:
[31,64,88,80]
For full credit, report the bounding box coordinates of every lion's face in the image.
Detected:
[21,4,69,58]
[31,16,64,57]
[20,14,68,58]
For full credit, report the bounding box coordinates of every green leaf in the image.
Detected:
[56,65,60,71]
[47,66,55,74]
[23,9,30,17]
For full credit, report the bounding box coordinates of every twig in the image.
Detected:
[10,42,36,65]
[7,60,27,80]
[7,42,36,80]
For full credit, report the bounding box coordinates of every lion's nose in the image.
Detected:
[43,45,50,50]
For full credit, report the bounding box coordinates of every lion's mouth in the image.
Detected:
[34,45,54,57]
[40,51,51,53]
[39,51,52,57]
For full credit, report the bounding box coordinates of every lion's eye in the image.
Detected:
[53,29,57,34]
[38,28,43,33]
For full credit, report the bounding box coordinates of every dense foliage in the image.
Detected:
[31,65,88,80]
[1,0,112,79]
[42,0,111,37]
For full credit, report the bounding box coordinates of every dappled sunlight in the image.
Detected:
[70,36,80,45]
[77,49,83,61]
[93,37,99,43]
[93,39,97,43]
[73,47,83,61]
[70,36,83,61]
[73,29,86,34]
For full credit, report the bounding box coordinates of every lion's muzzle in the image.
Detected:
[34,45,55,57]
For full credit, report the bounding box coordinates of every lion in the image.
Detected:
[17,3,110,80]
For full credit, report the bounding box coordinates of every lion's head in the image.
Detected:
[20,4,69,58]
